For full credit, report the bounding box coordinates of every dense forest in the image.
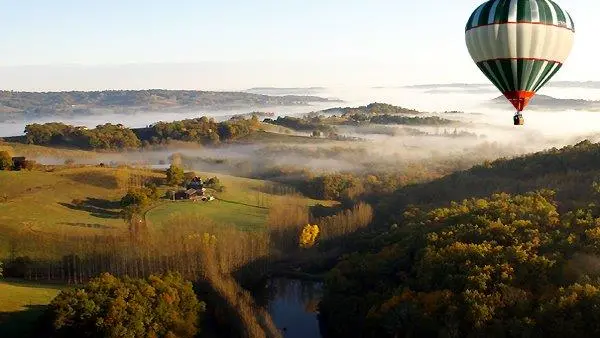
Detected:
[318,140,600,337]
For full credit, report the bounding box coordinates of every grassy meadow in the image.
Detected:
[0,160,335,256]
[146,172,334,231]
[0,279,65,338]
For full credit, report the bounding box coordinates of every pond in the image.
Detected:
[261,277,324,338]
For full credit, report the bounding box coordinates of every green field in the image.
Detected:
[0,159,334,255]
[0,164,167,257]
[0,279,64,338]
[0,167,150,233]
[147,172,333,231]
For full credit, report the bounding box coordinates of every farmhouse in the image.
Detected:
[187,176,203,190]
[174,187,209,201]
[171,176,214,202]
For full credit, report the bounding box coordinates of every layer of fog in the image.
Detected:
[9,84,600,176]
[0,103,340,138]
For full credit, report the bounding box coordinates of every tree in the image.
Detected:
[43,272,204,338]
[299,224,320,248]
[166,165,185,186]
[0,151,12,170]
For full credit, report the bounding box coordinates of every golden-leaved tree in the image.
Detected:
[299,224,320,248]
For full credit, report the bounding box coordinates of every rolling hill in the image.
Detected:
[0,89,340,119]
[379,139,600,222]
[490,94,600,111]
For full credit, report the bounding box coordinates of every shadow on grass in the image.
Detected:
[58,197,122,219]
[65,171,121,189]
[58,222,117,230]
[214,197,268,210]
[0,304,48,338]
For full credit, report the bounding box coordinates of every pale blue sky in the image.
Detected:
[0,0,594,90]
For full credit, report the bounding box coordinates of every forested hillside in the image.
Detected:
[319,139,600,338]
[378,140,600,222]
[0,89,336,117]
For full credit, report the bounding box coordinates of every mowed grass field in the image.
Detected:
[0,166,153,232]
[0,166,162,256]
[0,280,65,338]
[147,172,334,231]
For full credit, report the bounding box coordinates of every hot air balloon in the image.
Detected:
[465,0,575,125]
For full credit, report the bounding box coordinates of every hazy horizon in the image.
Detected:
[0,1,597,91]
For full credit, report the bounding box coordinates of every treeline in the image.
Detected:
[24,122,141,150]
[254,167,439,206]
[139,115,261,145]
[319,102,423,116]
[263,104,455,133]
[379,139,600,224]
[21,116,262,150]
[262,116,336,133]
[319,188,600,337]
[364,113,453,126]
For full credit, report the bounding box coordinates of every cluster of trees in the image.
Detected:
[276,170,433,204]
[320,102,423,116]
[203,176,225,192]
[166,164,185,186]
[262,103,454,133]
[136,116,261,145]
[134,115,260,144]
[120,184,159,228]
[120,184,159,209]
[379,140,600,224]
[40,272,203,338]
[306,173,364,201]
[365,114,453,126]
[0,150,13,170]
[24,122,141,150]
[22,116,263,150]
[262,116,336,133]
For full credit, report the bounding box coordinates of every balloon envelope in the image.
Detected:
[465,0,575,112]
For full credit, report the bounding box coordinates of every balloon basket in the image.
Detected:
[513,113,524,126]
